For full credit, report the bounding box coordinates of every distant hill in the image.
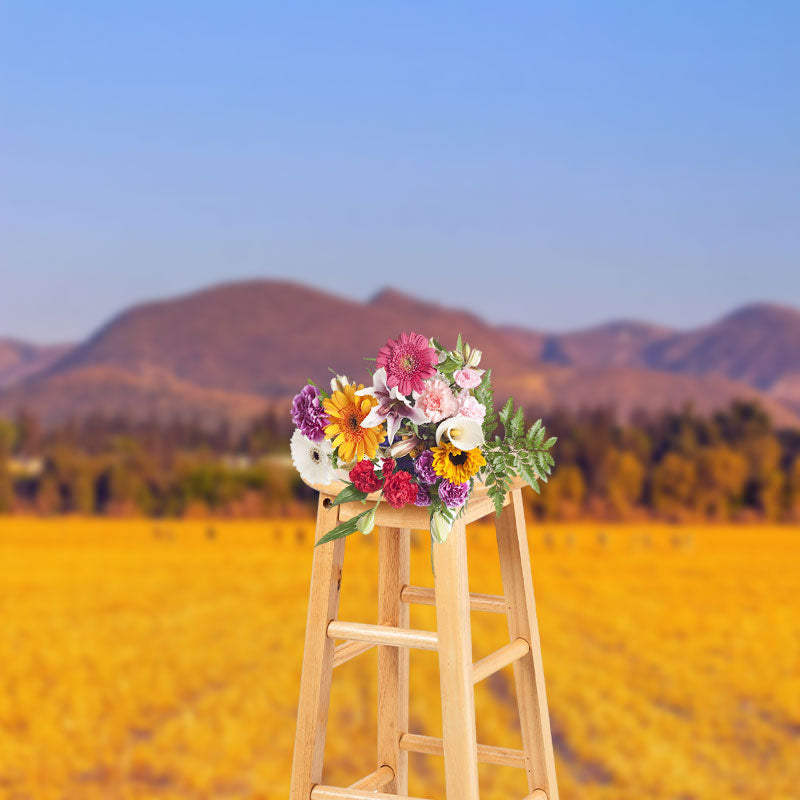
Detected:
[1,280,799,428]
[643,304,800,404]
[0,339,72,389]
[501,320,674,369]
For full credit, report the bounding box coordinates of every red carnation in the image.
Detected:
[381,458,396,478]
[383,470,418,509]
[349,459,384,493]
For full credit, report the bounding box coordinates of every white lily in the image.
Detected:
[356,367,427,443]
[435,415,485,450]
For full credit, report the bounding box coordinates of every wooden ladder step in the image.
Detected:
[348,765,394,790]
[399,732,526,768]
[472,637,530,684]
[327,620,438,651]
[332,640,375,668]
[311,787,431,800]
[400,584,506,613]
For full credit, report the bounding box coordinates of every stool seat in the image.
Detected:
[304,476,527,529]
[289,483,560,800]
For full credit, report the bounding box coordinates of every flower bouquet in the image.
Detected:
[289,332,556,546]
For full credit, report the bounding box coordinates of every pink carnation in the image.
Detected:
[457,393,486,423]
[416,377,458,422]
[454,367,484,389]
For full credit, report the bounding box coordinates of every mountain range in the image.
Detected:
[2,279,800,428]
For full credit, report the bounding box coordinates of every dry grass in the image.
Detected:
[0,518,798,800]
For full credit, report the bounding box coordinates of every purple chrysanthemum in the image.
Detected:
[414,450,437,485]
[438,479,470,509]
[439,479,469,508]
[291,384,329,442]
[413,484,432,507]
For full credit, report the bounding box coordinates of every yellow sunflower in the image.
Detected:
[323,383,384,462]
[431,442,486,484]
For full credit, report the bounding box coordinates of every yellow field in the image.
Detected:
[0,518,798,800]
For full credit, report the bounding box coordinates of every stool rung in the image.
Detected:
[327,620,439,651]
[400,584,506,614]
[348,765,394,790]
[524,791,548,800]
[311,787,431,800]
[399,733,527,768]
[472,637,530,684]
[332,640,374,668]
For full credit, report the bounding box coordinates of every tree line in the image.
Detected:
[0,401,799,520]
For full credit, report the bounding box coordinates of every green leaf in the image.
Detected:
[307,378,330,399]
[526,419,542,444]
[330,484,369,507]
[543,436,558,449]
[499,397,514,427]
[510,406,525,439]
[474,369,498,440]
[315,512,369,546]
[456,333,463,355]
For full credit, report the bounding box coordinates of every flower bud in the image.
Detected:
[467,349,482,368]
[356,507,376,536]
[431,511,453,543]
[330,374,350,393]
[389,435,420,458]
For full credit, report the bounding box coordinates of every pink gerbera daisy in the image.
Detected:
[376,332,438,395]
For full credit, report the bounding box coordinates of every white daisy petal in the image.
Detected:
[290,429,336,485]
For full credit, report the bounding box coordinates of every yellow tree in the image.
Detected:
[604,451,644,518]
[651,453,697,519]
[695,445,749,519]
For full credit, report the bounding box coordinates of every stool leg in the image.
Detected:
[433,519,480,800]
[290,496,346,800]
[495,489,559,800]
[377,526,411,794]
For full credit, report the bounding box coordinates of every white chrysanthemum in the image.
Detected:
[290,429,336,485]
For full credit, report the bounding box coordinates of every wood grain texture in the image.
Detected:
[348,765,395,790]
[289,495,346,800]
[432,519,480,800]
[472,637,530,684]
[399,733,526,768]
[400,584,506,613]
[327,620,438,651]
[332,640,374,668]
[377,527,411,794]
[311,786,430,800]
[495,488,560,799]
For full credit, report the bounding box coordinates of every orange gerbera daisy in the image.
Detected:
[323,383,384,462]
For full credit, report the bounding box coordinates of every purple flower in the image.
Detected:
[413,484,432,507]
[414,450,437,485]
[291,384,329,442]
[438,479,470,509]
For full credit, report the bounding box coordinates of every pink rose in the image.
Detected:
[454,368,484,389]
[457,393,486,423]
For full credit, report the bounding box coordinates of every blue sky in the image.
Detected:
[1,1,798,343]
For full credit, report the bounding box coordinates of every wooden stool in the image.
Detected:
[290,478,559,800]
